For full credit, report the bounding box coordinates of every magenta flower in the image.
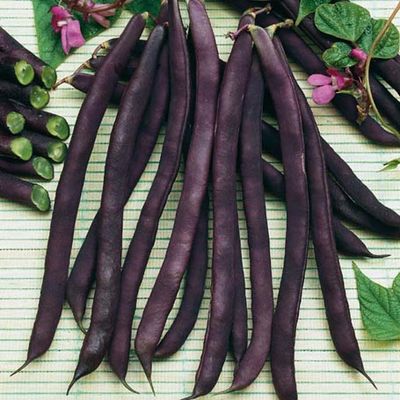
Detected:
[308,68,353,105]
[51,6,85,54]
[350,48,368,63]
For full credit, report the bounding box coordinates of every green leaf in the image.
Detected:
[31,0,122,69]
[381,157,400,171]
[322,41,357,68]
[353,262,400,341]
[358,19,400,59]
[125,0,161,28]
[315,2,371,42]
[392,274,400,299]
[295,0,332,26]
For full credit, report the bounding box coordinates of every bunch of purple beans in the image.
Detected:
[13,0,400,399]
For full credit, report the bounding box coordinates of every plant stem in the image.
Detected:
[364,1,400,138]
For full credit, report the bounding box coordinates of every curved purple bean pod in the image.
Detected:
[155,194,209,358]
[250,24,310,400]
[286,59,374,394]
[183,14,254,400]
[109,0,192,391]
[67,24,166,394]
[12,13,147,376]
[66,35,170,332]
[328,178,400,239]
[225,54,273,392]
[135,0,219,390]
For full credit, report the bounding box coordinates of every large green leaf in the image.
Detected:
[353,262,400,341]
[358,19,400,59]
[31,0,121,69]
[315,2,371,42]
[322,41,357,68]
[295,0,332,26]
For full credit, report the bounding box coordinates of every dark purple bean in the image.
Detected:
[0,156,53,181]
[260,120,400,227]
[332,218,387,259]
[109,0,191,390]
[65,73,126,105]
[281,32,371,395]
[10,101,70,140]
[251,24,310,400]
[0,53,35,85]
[66,45,170,331]
[0,80,49,110]
[182,14,253,400]
[0,26,57,88]
[0,98,25,134]
[12,13,147,376]
[227,54,273,392]
[19,130,67,163]
[231,208,248,364]
[328,178,400,238]
[261,159,387,259]
[89,55,140,80]
[0,170,50,211]
[155,194,209,358]
[0,130,32,161]
[135,0,218,390]
[68,24,166,393]
[373,58,400,95]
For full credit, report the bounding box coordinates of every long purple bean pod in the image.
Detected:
[66,44,170,331]
[155,195,209,358]
[276,36,373,393]
[135,0,219,389]
[67,24,166,393]
[109,0,191,390]
[12,13,147,376]
[250,24,310,400]
[226,54,273,392]
[183,14,253,400]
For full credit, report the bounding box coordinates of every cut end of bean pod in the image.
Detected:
[32,157,54,181]
[10,137,33,161]
[41,66,57,89]
[30,86,50,109]
[14,60,35,86]
[6,111,25,134]
[31,184,50,212]
[46,115,70,140]
[47,141,67,163]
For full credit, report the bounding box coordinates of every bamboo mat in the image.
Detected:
[0,0,399,399]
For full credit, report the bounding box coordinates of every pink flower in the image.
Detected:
[85,0,116,28]
[307,68,353,105]
[50,6,85,54]
[350,48,368,63]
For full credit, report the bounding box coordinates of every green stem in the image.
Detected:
[364,1,400,138]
